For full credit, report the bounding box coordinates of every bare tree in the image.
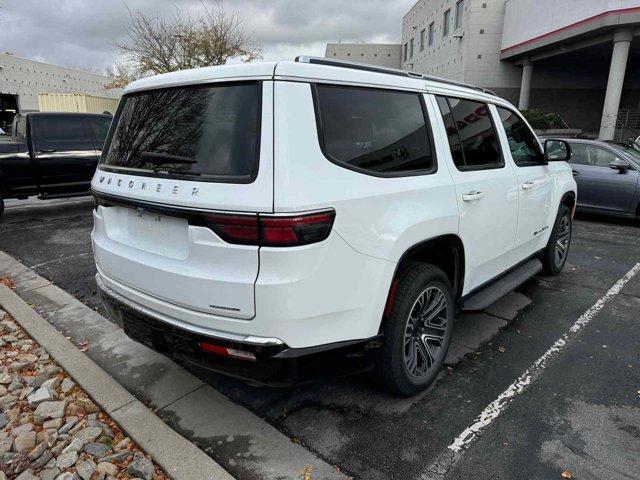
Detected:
[105,62,137,89]
[115,1,261,80]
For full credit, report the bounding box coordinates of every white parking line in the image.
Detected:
[418,262,640,479]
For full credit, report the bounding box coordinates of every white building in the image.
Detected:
[400,0,640,139]
[0,53,120,130]
[325,43,402,69]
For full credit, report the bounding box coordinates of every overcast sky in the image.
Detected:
[0,0,415,73]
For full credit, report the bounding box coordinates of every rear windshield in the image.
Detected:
[100,82,261,183]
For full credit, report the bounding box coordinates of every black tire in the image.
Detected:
[377,263,454,396]
[0,194,4,222]
[541,204,572,275]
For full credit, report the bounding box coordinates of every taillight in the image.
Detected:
[203,211,335,247]
[203,213,260,245]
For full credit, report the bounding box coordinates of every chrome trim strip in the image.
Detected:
[96,274,285,347]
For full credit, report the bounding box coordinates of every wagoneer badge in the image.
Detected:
[98,175,199,197]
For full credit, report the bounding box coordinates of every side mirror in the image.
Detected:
[610,157,630,173]
[544,139,572,162]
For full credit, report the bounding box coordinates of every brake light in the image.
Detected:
[203,211,335,247]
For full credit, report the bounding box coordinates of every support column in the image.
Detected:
[518,58,533,110]
[599,29,634,140]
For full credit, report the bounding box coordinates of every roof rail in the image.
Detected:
[294,56,497,96]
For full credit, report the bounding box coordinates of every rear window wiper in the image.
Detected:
[140,151,197,166]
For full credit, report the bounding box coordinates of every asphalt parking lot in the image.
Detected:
[1,197,639,480]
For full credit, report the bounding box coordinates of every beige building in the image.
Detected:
[325,43,402,69]
[0,53,120,130]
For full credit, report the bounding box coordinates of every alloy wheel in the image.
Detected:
[554,214,571,267]
[403,286,448,378]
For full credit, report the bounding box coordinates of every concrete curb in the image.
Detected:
[0,283,234,480]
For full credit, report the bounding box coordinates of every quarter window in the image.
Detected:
[315,85,436,176]
[436,96,503,170]
[496,107,544,166]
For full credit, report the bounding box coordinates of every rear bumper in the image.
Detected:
[97,274,382,385]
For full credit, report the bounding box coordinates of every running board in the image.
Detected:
[37,191,90,200]
[462,259,542,312]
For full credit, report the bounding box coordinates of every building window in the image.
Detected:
[443,9,451,37]
[428,22,435,46]
[455,0,464,29]
[409,38,414,59]
[420,29,426,51]
[403,43,408,61]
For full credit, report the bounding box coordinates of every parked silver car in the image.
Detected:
[551,138,640,219]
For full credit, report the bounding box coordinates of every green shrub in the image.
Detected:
[521,110,567,130]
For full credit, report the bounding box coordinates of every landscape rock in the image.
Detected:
[27,386,54,405]
[0,414,8,429]
[54,472,76,480]
[126,456,154,480]
[11,423,33,437]
[12,431,36,453]
[31,449,53,469]
[43,418,63,430]
[60,379,75,394]
[15,468,38,480]
[112,437,130,452]
[58,418,77,435]
[83,442,110,459]
[96,462,118,477]
[40,467,60,480]
[34,401,66,424]
[55,449,78,469]
[76,459,96,480]
[27,441,46,460]
[0,438,12,454]
[99,451,131,464]
[73,427,101,445]
[61,438,83,455]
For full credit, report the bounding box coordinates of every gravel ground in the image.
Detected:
[0,293,169,480]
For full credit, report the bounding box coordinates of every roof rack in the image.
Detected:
[294,56,497,96]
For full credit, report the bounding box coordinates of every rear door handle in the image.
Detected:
[462,191,484,202]
[521,181,536,190]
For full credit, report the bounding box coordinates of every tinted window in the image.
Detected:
[85,116,111,149]
[436,96,502,170]
[32,116,93,152]
[102,82,261,183]
[436,96,465,168]
[569,143,590,166]
[496,107,544,166]
[587,146,616,168]
[315,85,435,175]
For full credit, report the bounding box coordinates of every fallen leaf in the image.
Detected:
[301,464,313,480]
[561,470,573,478]
[78,340,89,352]
[498,346,506,353]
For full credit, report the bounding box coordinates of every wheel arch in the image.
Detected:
[560,190,576,213]
[381,234,465,332]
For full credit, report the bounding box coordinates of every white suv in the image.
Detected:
[91,57,576,395]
